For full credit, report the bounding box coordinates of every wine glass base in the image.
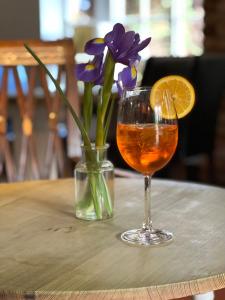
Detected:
[121,228,173,246]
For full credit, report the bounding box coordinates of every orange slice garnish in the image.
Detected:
[150,75,195,119]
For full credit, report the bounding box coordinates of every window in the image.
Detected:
[108,0,204,57]
[39,0,204,58]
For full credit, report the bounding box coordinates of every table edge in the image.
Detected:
[1,272,225,299]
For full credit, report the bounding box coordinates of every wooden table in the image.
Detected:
[0,178,225,300]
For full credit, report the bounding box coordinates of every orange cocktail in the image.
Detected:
[117,123,178,175]
[116,78,195,246]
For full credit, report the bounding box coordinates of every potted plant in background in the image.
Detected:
[25,23,151,221]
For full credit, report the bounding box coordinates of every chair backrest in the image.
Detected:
[0,39,81,182]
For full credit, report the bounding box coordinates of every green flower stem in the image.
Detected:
[103,93,116,144]
[95,96,104,147]
[101,52,115,122]
[89,172,102,219]
[85,154,113,219]
[98,172,113,214]
[83,82,93,134]
[89,171,113,218]
[95,52,115,147]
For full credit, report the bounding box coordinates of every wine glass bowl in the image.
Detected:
[117,123,178,175]
[116,87,178,246]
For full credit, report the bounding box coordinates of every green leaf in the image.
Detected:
[24,43,92,150]
[95,53,115,147]
[95,89,104,146]
[101,52,115,123]
[83,82,93,134]
[103,94,116,144]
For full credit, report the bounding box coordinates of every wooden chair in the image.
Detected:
[0,39,81,182]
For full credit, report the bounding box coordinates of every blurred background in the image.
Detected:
[0,0,205,58]
[0,0,224,186]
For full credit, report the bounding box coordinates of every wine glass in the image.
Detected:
[116,87,178,246]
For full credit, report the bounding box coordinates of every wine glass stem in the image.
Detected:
[143,175,153,231]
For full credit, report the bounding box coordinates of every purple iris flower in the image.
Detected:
[85,38,106,55]
[76,54,103,83]
[94,71,104,86]
[104,23,151,66]
[117,65,137,96]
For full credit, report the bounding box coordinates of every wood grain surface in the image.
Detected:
[0,178,225,299]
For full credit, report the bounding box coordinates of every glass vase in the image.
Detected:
[74,144,114,221]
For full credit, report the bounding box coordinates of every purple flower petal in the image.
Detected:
[132,37,151,53]
[94,72,103,85]
[76,54,104,83]
[93,53,104,68]
[93,54,104,85]
[117,66,137,95]
[85,38,106,55]
[117,31,136,55]
[127,54,141,67]
[116,81,123,96]
[105,23,125,45]
[121,66,137,87]
[104,23,151,66]
[134,33,140,45]
[76,63,98,82]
